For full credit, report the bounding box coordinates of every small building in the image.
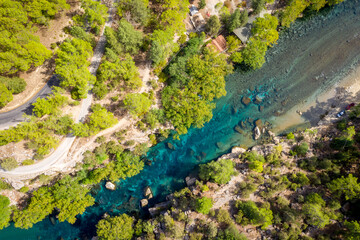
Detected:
[191,12,206,31]
[207,35,227,52]
[189,5,198,16]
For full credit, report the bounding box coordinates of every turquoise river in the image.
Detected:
[1,0,360,239]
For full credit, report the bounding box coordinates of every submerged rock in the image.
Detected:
[254,126,261,140]
[255,119,262,127]
[140,199,148,208]
[201,152,207,158]
[105,182,116,191]
[254,95,262,104]
[259,105,264,112]
[234,125,243,134]
[240,121,246,128]
[167,142,175,150]
[242,96,251,106]
[216,142,224,149]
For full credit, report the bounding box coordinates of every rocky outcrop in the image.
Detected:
[185,176,196,186]
[148,201,171,217]
[105,182,116,191]
[167,142,175,150]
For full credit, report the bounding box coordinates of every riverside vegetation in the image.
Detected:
[0,0,348,238]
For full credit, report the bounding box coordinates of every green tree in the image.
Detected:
[227,36,241,53]
[199,159,236,184]
[302,203,330,228]
[227,9,248,32]
[344,221,360,240]
[251,0,266,15]
[235,200,273,229]
[0,157,18,171]
[280,0,309,28]
[205,15,221,36]
[327,0,344,6]
[32,91,68,117]
[96,214,134,240]
[124,93,152,117]
[218,224,248,240]
[241,38,267,69]
[230,52,243,63]
[118,0,150,25]
[0,195,11,230]
[309,0,327,11]
[0,76,26,94]
[117,19,143,54]
[195,197,213,214]
[251,14,279,46]
[0,83,13,108]
[328,174,360,200]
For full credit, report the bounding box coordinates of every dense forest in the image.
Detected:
[0,0,350,238]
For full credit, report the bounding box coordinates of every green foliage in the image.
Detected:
[251,0,266,15]
[0,76,26,94]
[97,54,142,90]
[32,90,68,117]
[73,105,118,137]
[0,195,11,230]
[199,159,236,184]
[96,214,134,240]
[205,15,221,36]
[309,0,327,11]
[290,172,310,186]
[118,0,150,25]
[216,208,233,225]
[0,83,12,108]
[227,9,248,32]
[327,174,360,200]
[327,0,344,6]
[302,202,330,228]
[280,0,309,28]
[217,224,248,240]
[235,200,273,229]
[0,0,53,75]
[292,142,309,156]
[242,151,265,173]
[0,180,12,190]
[73,0,108,33]
[0,157,18,171]
[19,186,29,193]
[124,93,152,118]
[195,197,213,214]
[162,48,232,136]
[55,38,95,99]
[344,220,360,240]
[117,19,143,54]
[69,26,95,46]
[251,14,279,46]
[227,36,241,53]
[242,38,267,69]
[287,132,295,139]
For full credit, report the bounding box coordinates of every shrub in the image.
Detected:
[19,186,29,193]
[216,208,232,225]
[0,157,18,171]
[235,200,273,229]
[0,76,26,94]
[199,159,236,184]
[195,197,213,214]
[0,82,13,108]
[22,159,35,166]
[0,180,12,190]
[286,132,295,140]
[292,142,309,157]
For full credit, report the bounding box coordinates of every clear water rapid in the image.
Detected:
[1,1,360,239]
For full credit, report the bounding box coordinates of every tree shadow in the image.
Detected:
[301,87,360,126]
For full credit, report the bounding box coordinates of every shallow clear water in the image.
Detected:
[1,1,360,239]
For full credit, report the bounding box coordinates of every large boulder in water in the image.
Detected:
[254,95,262,104]
[254,126,261,140]
[144,186,153,199]
[140,199,148,208]
[242,97,251,106]
[255,119,262,127]
[105,182,116,191]
[167,142,175,150]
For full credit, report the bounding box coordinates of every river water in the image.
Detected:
[1,1,360,239]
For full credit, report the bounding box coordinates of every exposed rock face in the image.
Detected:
[254,126,261,140]
[11,181,24,190]
[140,199,148,208]
[105,182,116,191]
[185,176,196,186]
[148,201,171,217]
[242,96,251,106]
[231,147,247,154]
[144,186,153,199]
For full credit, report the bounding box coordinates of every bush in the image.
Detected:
[195,197,213,214]
[0,76,26,94]
[0,157,18,171]
[0,82,13,108]
[0,180,12,190]
[96,214,134,240]
[216,208,232,225]
[235,200,273,229]
[199,159,236,184]
[292,142,309,157]
[19,186,29,193]
[217,224,247,240]
[22,159,35,166]
[286,132,295,140]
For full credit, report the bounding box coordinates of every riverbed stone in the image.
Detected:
[240,121,246,128]
[167,142,175,150]
[242,97,251,106]
[234,125,243,134]
[105,182,116,191]
[254,126,261,140]
[255,119,262,127]
[254,95,262,104]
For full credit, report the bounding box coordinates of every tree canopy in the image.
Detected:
[96,214,135,240]
[0,195,11,229]
[124,93,152,118]
[199,159,236,184]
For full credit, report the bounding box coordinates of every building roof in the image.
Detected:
[189,5,198,16]
[209,35,227,52]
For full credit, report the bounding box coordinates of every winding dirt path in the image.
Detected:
[0,1,116,181]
